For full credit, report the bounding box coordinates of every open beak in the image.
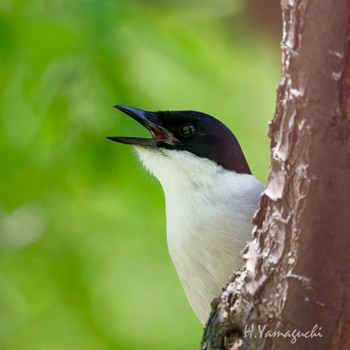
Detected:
[107,105,170,147]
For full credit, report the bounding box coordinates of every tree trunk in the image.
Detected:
[201,1,350,349]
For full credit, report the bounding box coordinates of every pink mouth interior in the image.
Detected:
[149,125,167,140]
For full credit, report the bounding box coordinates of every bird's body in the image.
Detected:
[108,105,263,324]
[136,146,263,323]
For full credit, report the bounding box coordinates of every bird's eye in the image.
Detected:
[179,123,196,138]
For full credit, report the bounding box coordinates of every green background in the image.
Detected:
[0,1,280,349]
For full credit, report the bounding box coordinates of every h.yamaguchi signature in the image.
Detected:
[244,324,323,344]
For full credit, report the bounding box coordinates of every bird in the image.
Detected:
[107,105,264,324]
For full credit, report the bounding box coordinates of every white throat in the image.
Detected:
[134,146,263,324]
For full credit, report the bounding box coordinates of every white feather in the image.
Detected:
[134,146,264,324]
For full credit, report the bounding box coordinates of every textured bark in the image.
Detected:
[201,1,350,349]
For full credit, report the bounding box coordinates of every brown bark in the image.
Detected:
[201,1,350,349]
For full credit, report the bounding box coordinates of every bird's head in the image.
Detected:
[108,105,251,186]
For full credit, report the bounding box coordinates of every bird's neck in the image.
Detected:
[135,147,228,192]
[135,146,263,237]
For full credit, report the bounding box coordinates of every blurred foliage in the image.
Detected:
[0,1,280,349]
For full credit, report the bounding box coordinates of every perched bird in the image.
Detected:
[108,105,263,324]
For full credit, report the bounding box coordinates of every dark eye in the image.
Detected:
[179,123,196,138]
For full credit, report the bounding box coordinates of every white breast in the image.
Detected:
[135,146,263,324]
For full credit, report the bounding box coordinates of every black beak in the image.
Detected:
[107,105,170,147]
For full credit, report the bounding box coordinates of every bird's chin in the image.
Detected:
[133,144,165,155]
[132,145,170,180]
